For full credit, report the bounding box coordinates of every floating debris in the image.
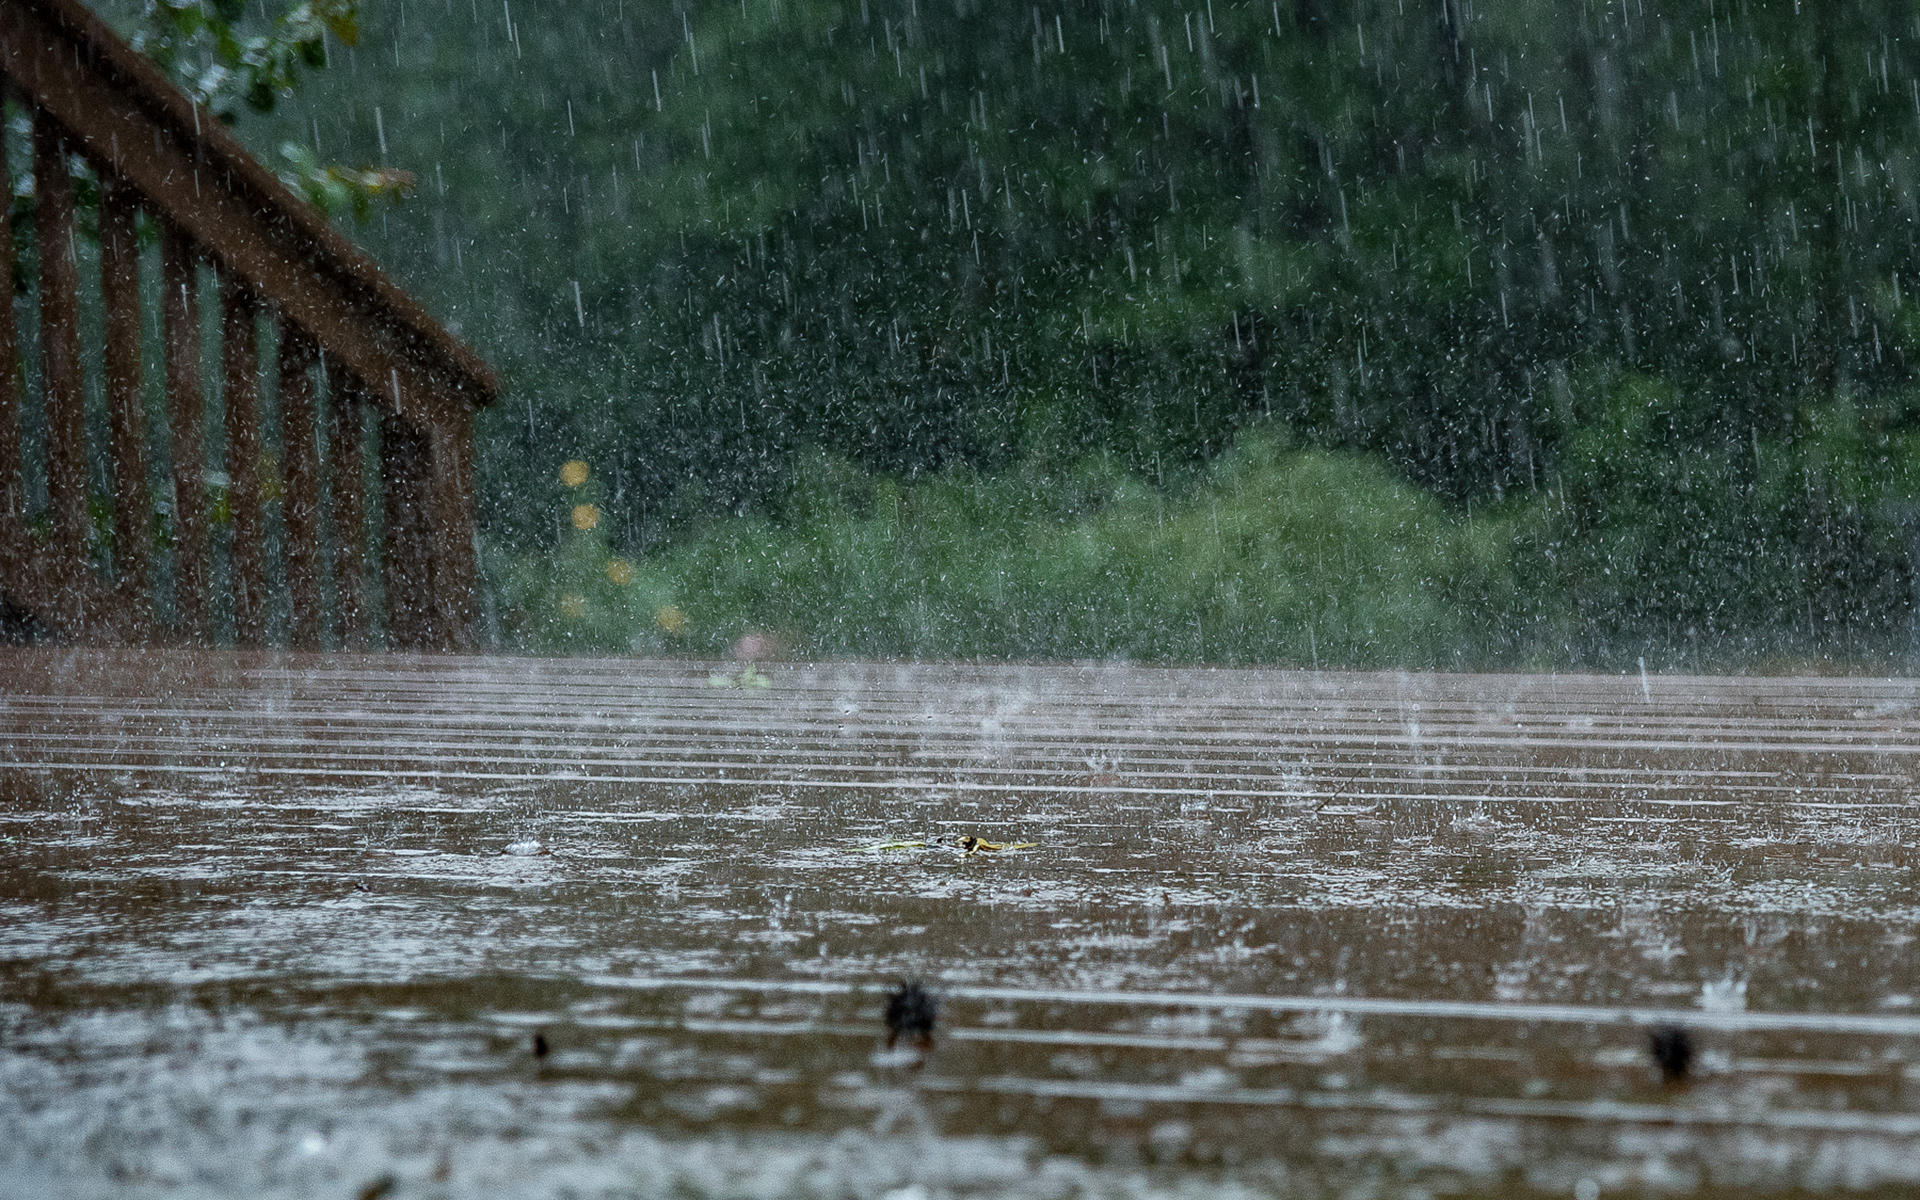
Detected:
[355,1175,398,1200]
[708,664,771,689]
[857,840,928,852]
[884,981,938,1053]
[532,1030,550,1059]
[1648,1024,1694,1083]
[958,836,1038,856]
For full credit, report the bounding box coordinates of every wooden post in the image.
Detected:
[380,407,436,650]
[161,224,208,642]
[0,106,23,579]
[100,172,148,610]
[427,415,478,651]
[221,273,266,646]
[34,112,86,626]
[328,370,368,650]
[278,319,322,648]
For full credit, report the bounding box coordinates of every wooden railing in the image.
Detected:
[0,0,496,650]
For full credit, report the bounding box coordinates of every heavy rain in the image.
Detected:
[7,0,1920,1196]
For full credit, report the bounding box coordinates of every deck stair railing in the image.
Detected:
[0,0,496,650]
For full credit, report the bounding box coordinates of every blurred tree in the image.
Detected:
[257,0,1918,504]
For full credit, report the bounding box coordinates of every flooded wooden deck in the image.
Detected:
[5,647,1920,1197]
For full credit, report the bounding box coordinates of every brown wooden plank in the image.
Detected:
[328,370,368,650]
[278,319,322,649]
[0,0,495,434]
[427,416,478,651]
[100,171,148,611]
[0,102,23,580]
[34,111,87,626]
[160,223,207,642]
[379,409,436,650]
[221,274,266,647]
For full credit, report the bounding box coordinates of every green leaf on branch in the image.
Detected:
[134,0,359,118]
[276,142,415,222]
[135,1,397,221]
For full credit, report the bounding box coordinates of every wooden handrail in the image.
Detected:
[0,0,497,651]
[0,0,495,418]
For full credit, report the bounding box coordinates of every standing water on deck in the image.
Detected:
[6,648,1920,1197]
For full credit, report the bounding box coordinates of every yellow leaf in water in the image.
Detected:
[959,836,1038,856]
[707,664,771,689]
[559,460,590,488]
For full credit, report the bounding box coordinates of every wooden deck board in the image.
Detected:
[5,648,1920,1195]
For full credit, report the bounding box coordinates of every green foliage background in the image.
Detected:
[99,0,1920,665]
[500,433,1539,665]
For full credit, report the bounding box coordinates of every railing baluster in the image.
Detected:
[278,319,322,649]
[161,224,207,642]
[33,112,86,627]
[100,172,148,611]
[329,370,368,650]
[220,274,266,646]
[380,407,435,650]
[427,419,477,651]
[0,98,23,578]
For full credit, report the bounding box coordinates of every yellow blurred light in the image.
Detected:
[605,558,635,585]
[558,593,588,620]
[559,460,591,488]
[571,503,601,531]
[654,604,688,634]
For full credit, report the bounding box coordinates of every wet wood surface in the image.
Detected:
[4,648,1920,1196]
